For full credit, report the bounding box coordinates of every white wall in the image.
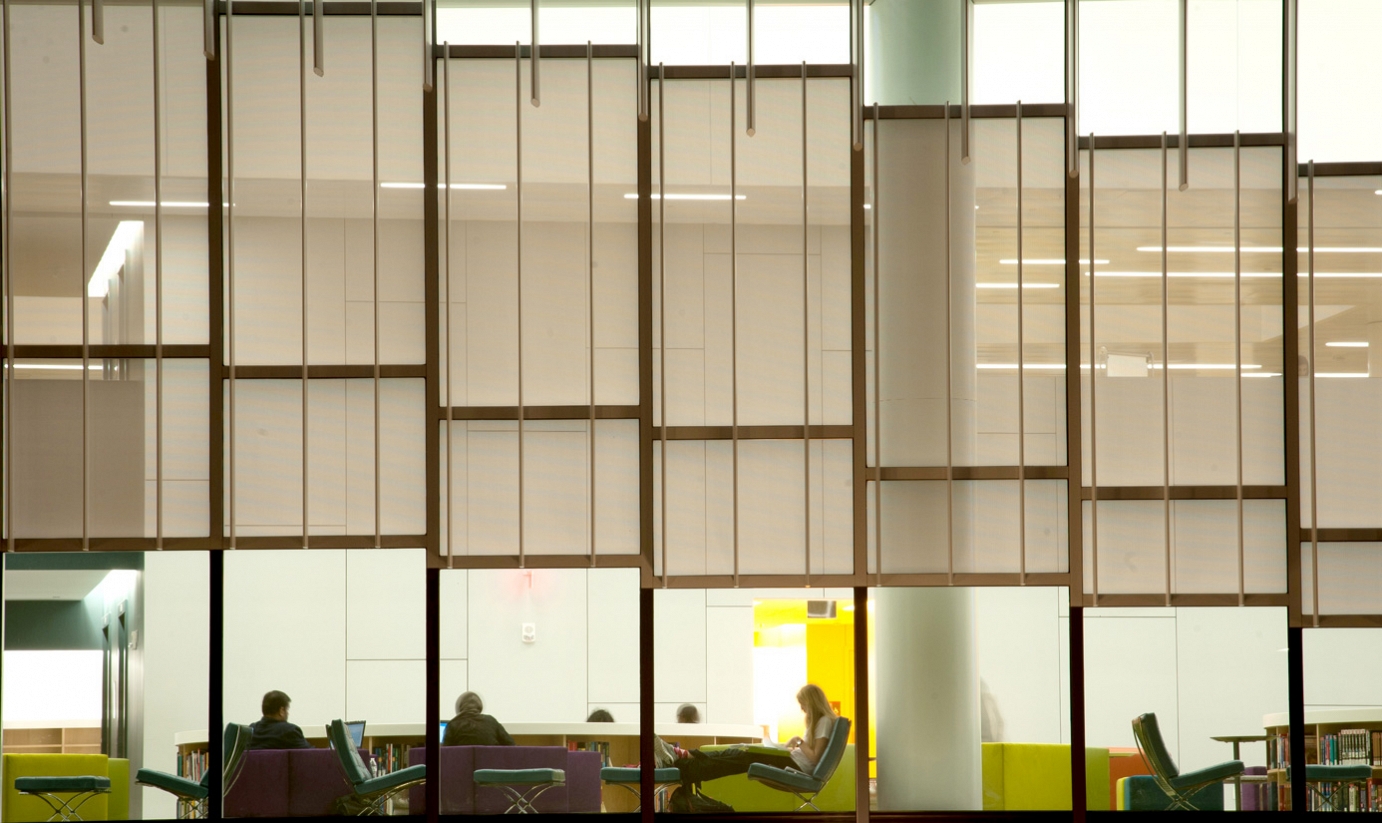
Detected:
[141,554,210,820]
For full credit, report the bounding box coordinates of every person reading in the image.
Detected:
[442,691,515,746]
[785,684,837,771]
[248,690,314,750]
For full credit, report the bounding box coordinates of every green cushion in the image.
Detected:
[600,767,680,784]
[355,764,427,797]
[1304,765,1373,782]
[473,769,565,786]
[1168,759,1243,791]
[135,769,209,800]
[746,763,822,792]
[14,777,110,792]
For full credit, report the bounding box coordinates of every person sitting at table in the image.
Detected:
[443,691,515,746]
[587,708,615,722]
[248,690,315,750]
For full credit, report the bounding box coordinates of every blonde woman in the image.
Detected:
[786,684,837,771]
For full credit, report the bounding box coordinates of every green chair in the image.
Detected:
[136,723,252,819]
[745,717,852,811]
[600,766,681,811]
[1292,764,1374,812]
[327,719,426,816]
[1132,713,1243,811]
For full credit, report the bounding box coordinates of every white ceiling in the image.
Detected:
[4,570,111,601]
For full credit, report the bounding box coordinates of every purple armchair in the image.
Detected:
[223,748,364,817]
[406,746,603,814]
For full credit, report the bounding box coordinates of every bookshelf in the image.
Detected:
[1263,709,1382,812]
[2,724,102,755]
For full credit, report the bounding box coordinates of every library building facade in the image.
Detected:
[3,0,1382,818]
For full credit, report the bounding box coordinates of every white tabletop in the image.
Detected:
[175,721,763,747]
[1262,708,1382,729]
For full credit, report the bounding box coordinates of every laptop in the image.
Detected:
[328,720,367,749]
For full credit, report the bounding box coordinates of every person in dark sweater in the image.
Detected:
[248,690,315,750]
[442,692,514,746]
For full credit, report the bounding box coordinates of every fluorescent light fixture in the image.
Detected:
[975,282,1060,289]
[863,204,871,210]
[3,363,104,371]
[1317,372,1370,378]
[1085,271,1282,278]
[976,363,1067,369]
[622,193,747,201]
[1326,341,1369,348]
[1310,272,1382,278]
[89,221,143,298]
[381,182,508,190]
[1150,363,1262,370]
[1000,259,1107,265]
[110,200,213,208]
[1139,245,1382,254]
[1243,372,1283,378]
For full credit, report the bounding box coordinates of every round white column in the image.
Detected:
[875,587,982,810]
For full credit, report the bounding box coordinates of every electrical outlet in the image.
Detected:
[521,623,536,643]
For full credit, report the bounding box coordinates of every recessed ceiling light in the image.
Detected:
[382,182,507,190]
[110,200,216,208]
[1326,341,1369,348]
[1316,372,1370,378]
[1000,259,1107,265]
[976,363,1066,369]
[975,282,1061,289]
[1139,245,1382,253]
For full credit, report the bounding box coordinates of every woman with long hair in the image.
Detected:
[786,683,837,771]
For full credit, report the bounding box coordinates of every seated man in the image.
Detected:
[248,690,314,750]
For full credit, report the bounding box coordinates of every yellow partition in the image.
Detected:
[980,743,1111,811]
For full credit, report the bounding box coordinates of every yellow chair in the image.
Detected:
[2,754,111,823]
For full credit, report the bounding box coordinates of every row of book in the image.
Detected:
[1267,733,1290,770]
[1318,730,1382,766]
[567,740,612,767]
[369,743,412,776]
[1304,779,1378,812]
[177,750,209,781]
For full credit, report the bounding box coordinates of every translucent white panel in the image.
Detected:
[973,1,1064,105]
[1187,0,1282,134]
[872,481,949,575]
[1083,500,1167,594]
[1025,480,1070,574]
[7,360,172,539]
[145,360,211,537]
[810,439,855,576]
[226,380,303,535]
[737,440,806,575]
[227,215,302,365]
[949,480,1071,574]
[443,419,637,557]
[1300,0,1382,162]
[1302,543,1382,616]
[591,61,640,406]
[649,4,849,66]
[437,4,636,46]
[8,4,83,344]
[1085,499,1285,594]
[973,118,1020,467]
[378,18,425,185]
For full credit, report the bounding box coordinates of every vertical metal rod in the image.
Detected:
[79,0,90,551]
[203,0,214,59]
[731,63,740,586]
[1285,0,1297,203]
[653,69,672,578]
[1088,133,1098,604]
[372,0,380,548]
[154,0,164,548]
[1065,0,1077,177]
[588,41,596,565]
[745,0,754,136]
[851,0,863,151]
[1016,101,1026,582]
[227,0,237,549]
[516,41,525,567]
[313,0,323,75]
[530,0,539,106]
[636,0,647,122]
[3,0,14,554]
[1234,130,1244,606]
[300,0,310,548]
[658,63,667,584]
[802,61,810,581]
[1307,162,1318,624]
[871,103,881,583]
[422,0,432,91]
[960,0,970,164]
[443,42,453,563]
[1178,0,1187,191]
[945,102,955,585]
[1160,132,1171,605]
[93,0,103,43]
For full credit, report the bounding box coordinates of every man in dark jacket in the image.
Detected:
[442,692,515,746]
[248,690,314,750]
